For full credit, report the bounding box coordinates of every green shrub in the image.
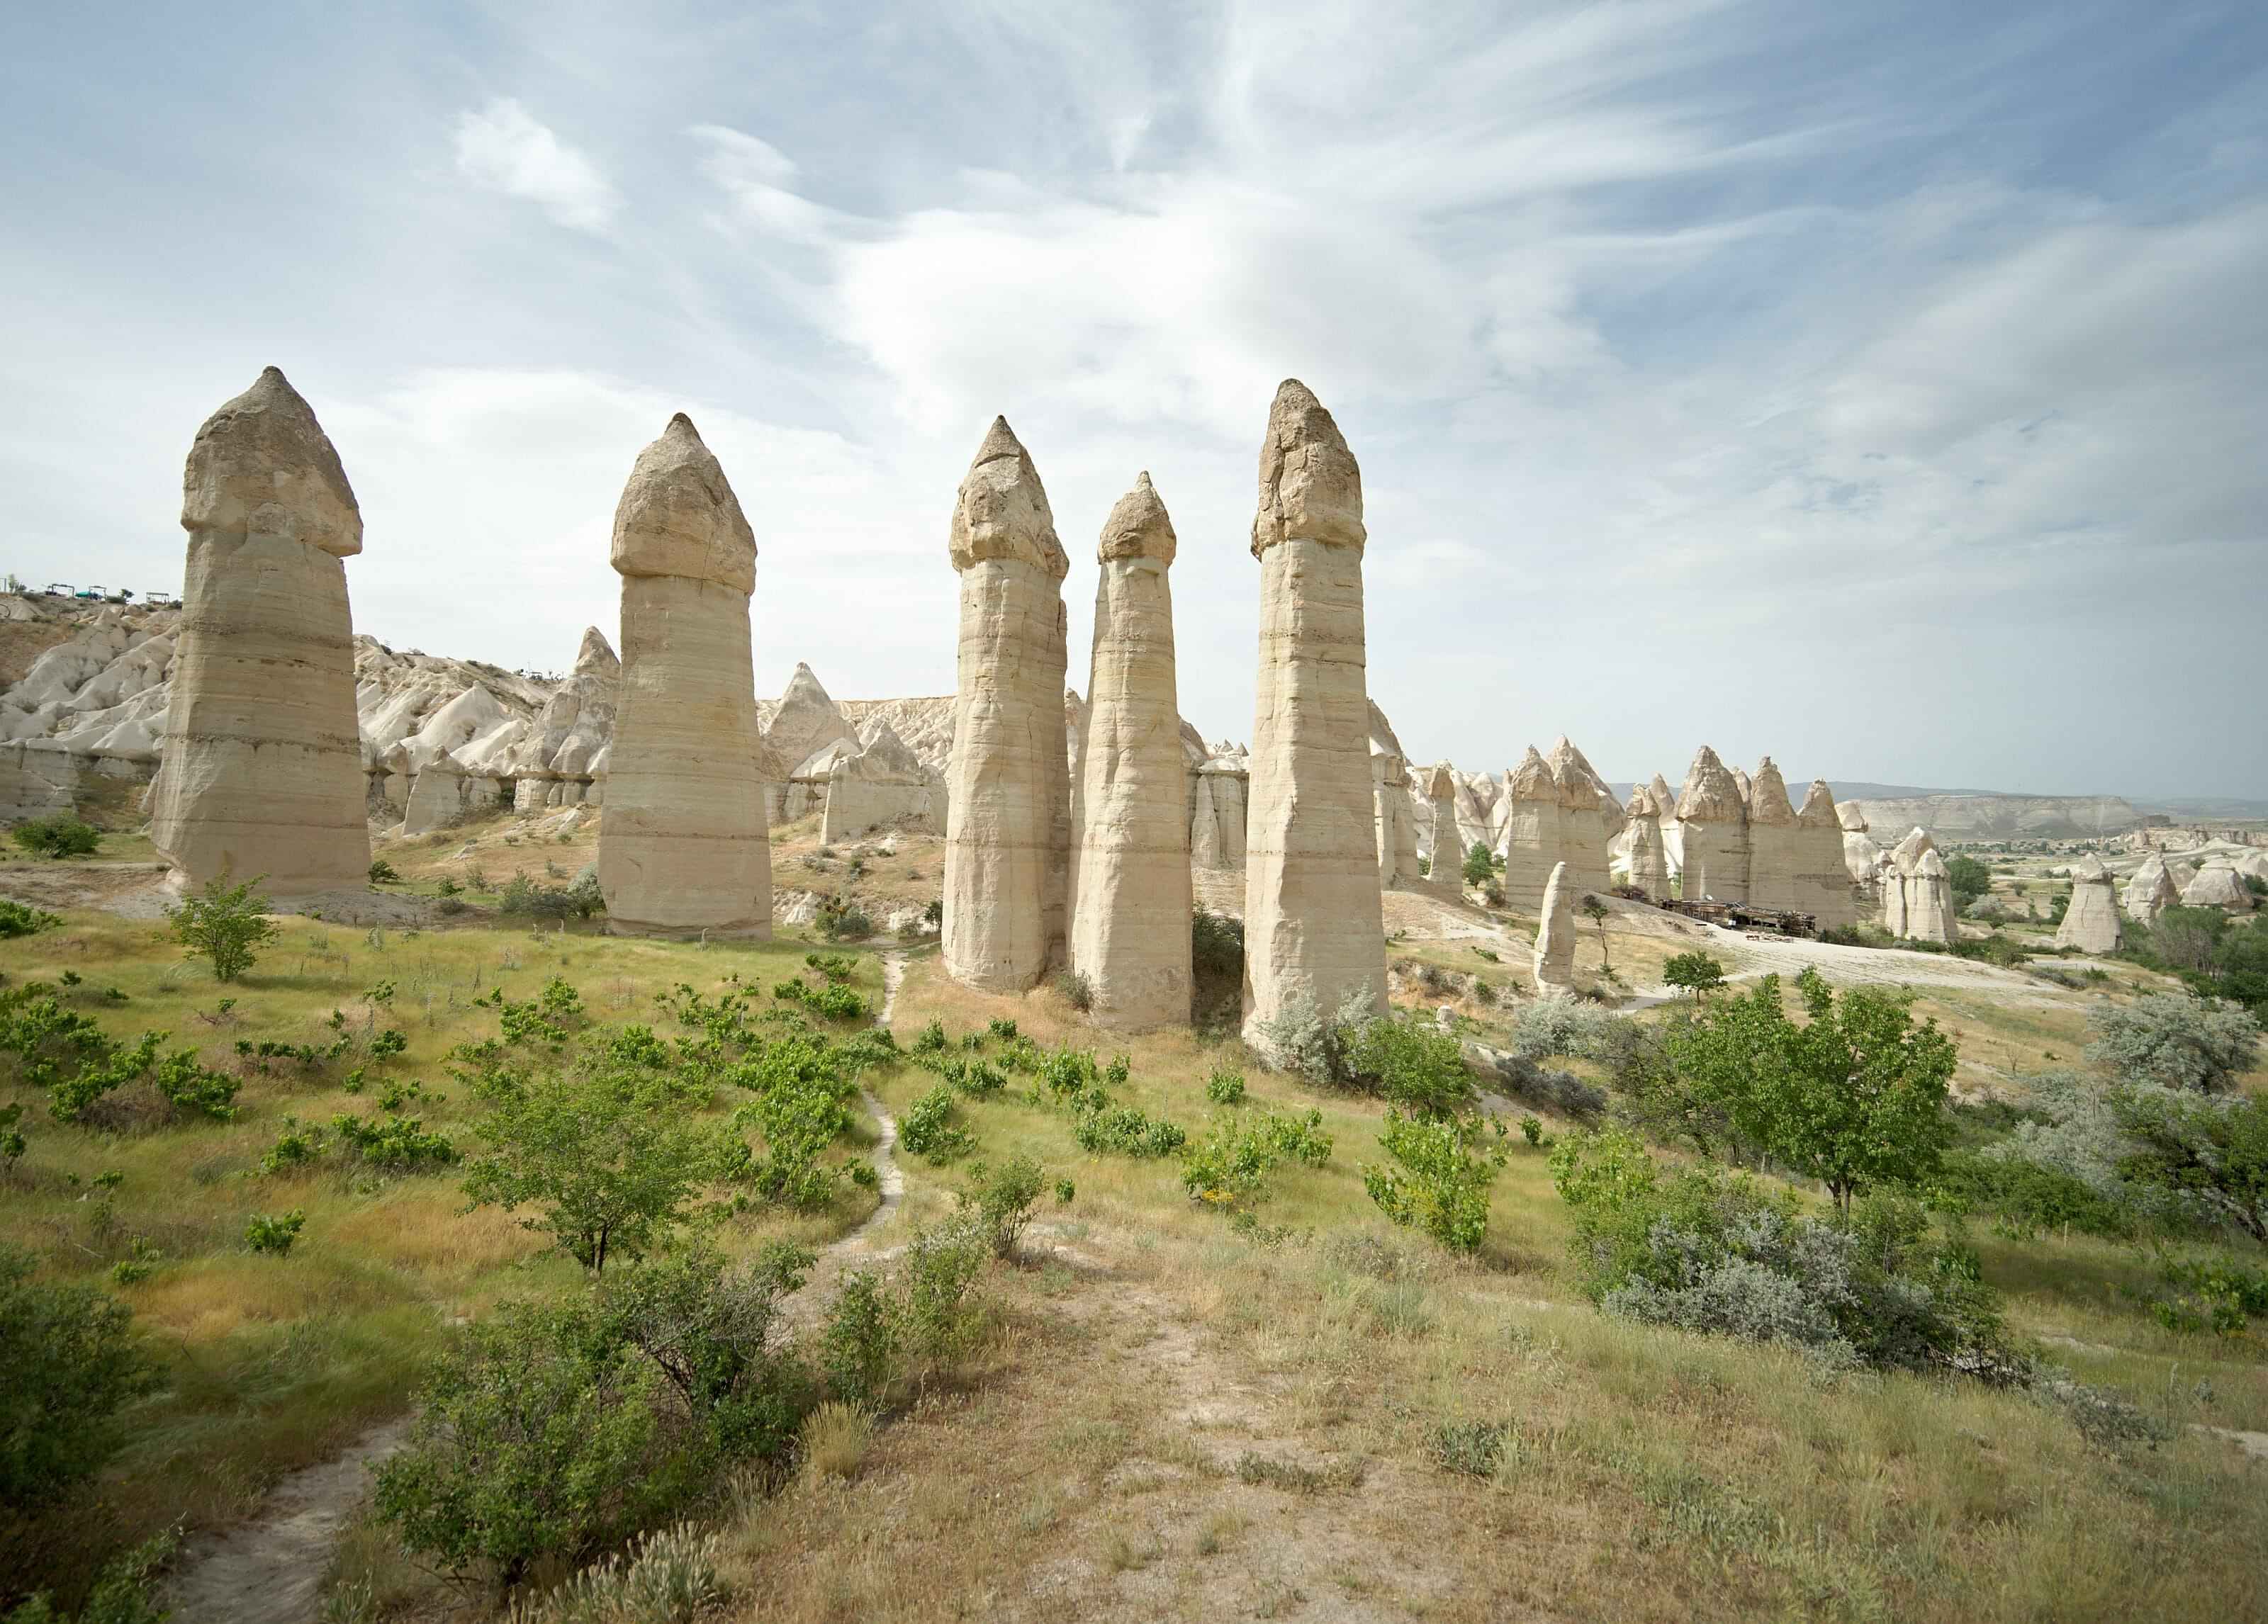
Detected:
[2130,1254,2268,1334]
[166,874,278,982]
[331,1111,458,1171]
[959,1154,1043,1258]
[987,1017,1018,1041]
[245,1208,305,1255]
[1341,1008,1474,1118]
[1072,1103,1186,1158]
[1,1530,177,1624]
[152,1048,240,1119]
[1661,952,1727,1000]
[1933,1149,2133,1239]
[816,901,872,942]
[460,1052,726,1273]
[819,1270,898,1409]
[1053,970,1094,1012]
[11,816,100,859]
[1428,1419,1510,1478]
[1204,1066,1246,1105]
[379,1247,809,1590]
[1181,1109,1334,1210]
[899,1083,972,1163]
[1362,1110,1507,1252]
[0,899,62,939]
[1461,842,1495,888]
[2085,993,2259,1093]
[367,858,400,885]
[911,1020,948,1055]
[0,1242,157,1509]
[1549,1128,2009,1373]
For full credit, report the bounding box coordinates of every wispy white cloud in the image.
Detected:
[453,99,620,232]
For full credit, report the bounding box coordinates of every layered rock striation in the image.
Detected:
[595,415,771,937]
[943,419,1072,992]
[1675,746,1749,903]
[148,367,371,896]
[1069,473,1191,1028]
[2056,858,2125,952]
[1242,381,1387,1041]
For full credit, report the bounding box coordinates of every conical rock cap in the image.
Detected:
[610,414,756,592]
[1251,379,1364,556]
[950,415,1067,577]
[182,365,362,557]
[1675,746,1745,823]
[1796,779,1840,828]
[573,626,619,677]
[1748,757,1797,825]
[1507,745,1556,803]
[1097,470,1178,564]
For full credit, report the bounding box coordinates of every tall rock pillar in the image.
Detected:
[150,366,371,897]
[1793,780,1857,929]
[596,415,770,937]
[943,419,1072,993]
[1069,474,1191,1028]
[1498,746,1564,915]
[1533,860,1577,997]
[1626,785,1669,901]
[1675,745,1750,903]
[1745,757,1800,910]
[1424,762,1461,896]
[1242,380,1387,1042]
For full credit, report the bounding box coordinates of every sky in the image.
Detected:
[1,1,2263,801]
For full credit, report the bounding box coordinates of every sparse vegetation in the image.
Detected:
[10,817,100,860]
[166,874,279,981]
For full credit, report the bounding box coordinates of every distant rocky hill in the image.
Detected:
[1836,793,2139,840]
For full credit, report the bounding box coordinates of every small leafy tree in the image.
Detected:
[11,816,100,859]
[166,874,278,982]
[1340,1008,1473,1118]
[1944,855,1992,910]
[2085,993,2259,1094]
[1581,894,1612,972]
[460,1059,724,1273]
[1461,842,1495,889]
[2113,1089,2268,1242]
[1362,1110,1508,1252]
[1661,951,1726,1001]
[1667,969,1956,1212]
[0,1241,158,1508]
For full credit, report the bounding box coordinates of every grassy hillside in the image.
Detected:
[1,816,2263,1621]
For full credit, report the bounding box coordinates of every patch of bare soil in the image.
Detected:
[164,1419,414,1624]
[0,861,173,918]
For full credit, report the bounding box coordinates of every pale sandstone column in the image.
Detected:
[1793,780,1858,929]
[1425,762,1461,896]
[1242,380,1387,1041]
[2056,858,2124,952]
[150,366,370,896]
[1533,860,1576,996]
[1675,745,1749,903]
[943,418,1071,992]
[1498,746,1564,915]
[1745,757,1800,910]
[1547,737,1610,896]
[1626,785,1670,901]
[2123,854,2179,923]
[1070,473,1191,1028]
[596,414,770,937]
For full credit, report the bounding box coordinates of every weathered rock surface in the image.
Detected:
[2056,857,2125,952]
[2122,853,2182,923]
[148,367,371,896]
[1841,792,2142,840]
[1880,828,1955,944]
[1548,737,1612,897]
[1533,860,1576,996]
[1370,701,1422,889]
[1675,745,1749,903]
[1424,762,1461,896]
[821,718,935,843]
[1625,784,1669,901]
[1793,779,1857,929]
[1069,473,1191,1028]
[943,418,1072,993]
[1242,380,1387,1042]
[1744,757,1800,910]
[1498,746,1565,915]
[596,414,771,937]
[2183,863,2256,913]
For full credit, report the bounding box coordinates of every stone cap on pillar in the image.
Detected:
[610,414,758,593]
[182,366,363,557]
[1096,471,1177,565]
[950,416,1068,578]
[1251,378,1364,557]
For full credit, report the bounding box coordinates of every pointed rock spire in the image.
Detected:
[181,364,362,558]
[609,412,756,590]
[1251,379,1365,557]
[949,416,1067,577]
[1097,470,1178,564]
